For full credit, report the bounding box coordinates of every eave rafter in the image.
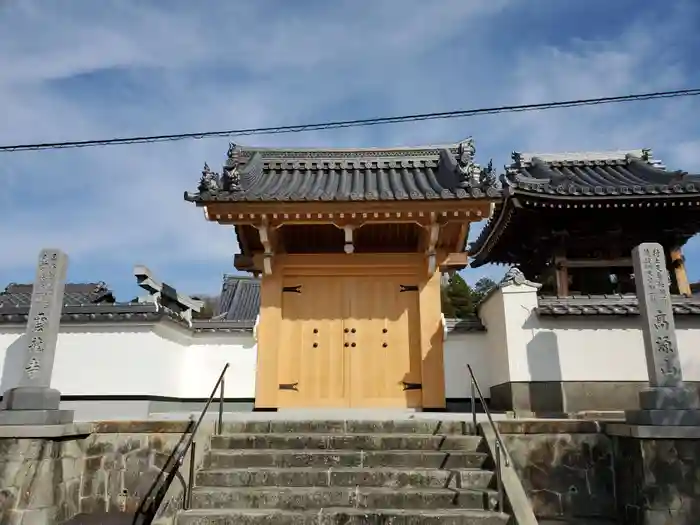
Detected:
[202,203,490,229]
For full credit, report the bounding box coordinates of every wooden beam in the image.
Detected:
[439,252,469,270]
[670,247,691,296]
[560,258,633,268]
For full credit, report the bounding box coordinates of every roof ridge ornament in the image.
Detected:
[455,137,499,195]
[511,151,523,167]
[499,267,542,289]
[222,142,242,192]
[197,162,221,194]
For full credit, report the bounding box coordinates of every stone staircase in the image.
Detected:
[176,419,511,525]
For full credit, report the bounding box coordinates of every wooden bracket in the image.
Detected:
[257,215,274,276]
[343,225,355,254]
[425,213,440,276]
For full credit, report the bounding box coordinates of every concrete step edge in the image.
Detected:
[179,508,508,517]
[212,432,481,438]
[191,486,498,496]
[198,466,492,473]
[206,449,487,455]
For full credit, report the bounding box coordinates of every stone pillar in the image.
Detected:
[625,242,700,426]
[0,249,73,425]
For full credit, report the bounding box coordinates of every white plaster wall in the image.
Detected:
[443,332,490,399]
[0,323,492,403]
[490,285,700,384]
[0,324,257,399]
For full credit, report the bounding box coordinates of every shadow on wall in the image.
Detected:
[0,334,25,393]
[526,330,565,413]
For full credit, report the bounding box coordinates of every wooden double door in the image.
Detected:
[276,275,423,408]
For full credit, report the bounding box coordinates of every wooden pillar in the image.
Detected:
[554,249,569,297]
[254,272,283,408]
[670,247,691,296]
[418,264,446,409]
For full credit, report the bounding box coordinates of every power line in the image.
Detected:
[2,87,699,153]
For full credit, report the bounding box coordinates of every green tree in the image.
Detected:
[471,277,497,303]
[441,275,497,318]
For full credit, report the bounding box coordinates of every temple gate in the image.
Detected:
[185,140,500,409]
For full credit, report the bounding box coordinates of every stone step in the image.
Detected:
[205,449,488,469]
[210,433,484,451]
[219,420,476,435]
[190,486,498,511]
[196,467,493,489]
[177,508,510,525]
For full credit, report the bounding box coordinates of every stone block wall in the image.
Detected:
[497,420,616,522]
[0,437,84,524]
[0,421,211,525]
[613,434,700,524]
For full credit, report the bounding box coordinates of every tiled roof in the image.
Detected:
[184,140,502,204]
[0,282,115,308]
[446,317,485,332]
[469,149,700,266]
[537,295,700,316]
[215,275,261,321]
[503,150,700,197]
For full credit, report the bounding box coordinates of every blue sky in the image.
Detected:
[1,0,699,300]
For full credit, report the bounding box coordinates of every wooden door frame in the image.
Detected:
[254,253,446,409]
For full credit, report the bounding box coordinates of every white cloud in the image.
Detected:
[0,0,698,296]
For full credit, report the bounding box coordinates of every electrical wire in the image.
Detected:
[1,87,699,153]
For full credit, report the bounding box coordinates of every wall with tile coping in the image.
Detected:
[3,285,700,416]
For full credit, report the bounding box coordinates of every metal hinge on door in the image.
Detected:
[400,381,422,391]
[282,285,302,293]
[278,382,299,391]
[399,284,419,292]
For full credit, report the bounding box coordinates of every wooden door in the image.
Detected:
[344,277,422,408]
[276,277,348,408]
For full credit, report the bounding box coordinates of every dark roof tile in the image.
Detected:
[537,294,700,316]
[0,282,115,308]
[215,275,261,322]
[503,150,700,198]
[185,140,502,204]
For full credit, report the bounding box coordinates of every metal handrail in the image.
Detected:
[133,362,230,524]
[466,363,509,512]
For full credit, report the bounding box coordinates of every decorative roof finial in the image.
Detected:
[227,142,241,162]
[222,143,242,192]
[511,151,522,166]
[641,148,652,162]
[453,137,500,196]
[499,267,542,289]
[197,162,221,194]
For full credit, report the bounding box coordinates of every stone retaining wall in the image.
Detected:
[497,420,616,523]
[0,421,211,525]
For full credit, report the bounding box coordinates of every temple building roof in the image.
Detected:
[184,140,502,204]
[214,275,261,321]
[470,148,700,268]
[501,149,699,197]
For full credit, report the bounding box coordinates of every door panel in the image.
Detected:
[277,277,347,408]
[345,277,422,408]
